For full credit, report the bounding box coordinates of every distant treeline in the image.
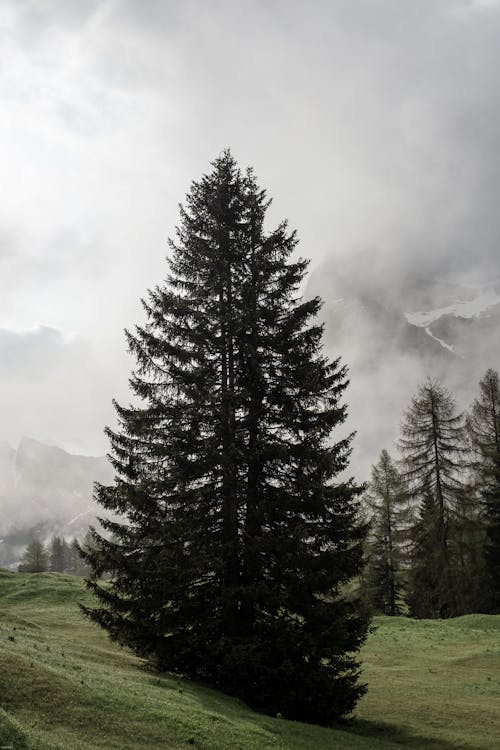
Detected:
[18,533,92,577]
[362,367,500,618]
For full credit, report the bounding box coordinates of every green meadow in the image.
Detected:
[0,570,499,750]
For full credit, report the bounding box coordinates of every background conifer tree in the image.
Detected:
[467,369,500,462]
[66,537,92,577]
[450,480,486,614]
[18,539,48,573]
[399,379,466,617]
[81,151,368,723]
[406,484,444,618]
[363,449,409,615]
[67,538,80,575]
[49,535,69,573]
[468,368,500,612]
[481,453,500,612]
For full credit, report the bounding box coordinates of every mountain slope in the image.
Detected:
[0,438,113,568]
[306,261,500,477]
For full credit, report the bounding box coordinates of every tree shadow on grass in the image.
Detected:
[163,674,471,750]
[347,718,471,750]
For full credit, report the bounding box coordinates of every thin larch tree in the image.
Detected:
[399,378,466,617]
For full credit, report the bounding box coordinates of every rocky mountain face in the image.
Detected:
[0,437,113,569]
[306,264,500,478]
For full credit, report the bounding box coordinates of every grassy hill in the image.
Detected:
[0,570,499,749]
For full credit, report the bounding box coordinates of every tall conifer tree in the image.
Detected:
[49,536,69,573]
[406,484,444,618]
[481,454,500,612]
[399,379,466,617]
[82,151,368,723]
[18,539,48,573]
[467,369,500,461]
[364,449,409,616]
[468,368,500,612]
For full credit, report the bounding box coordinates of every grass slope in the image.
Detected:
[0,571,499,750]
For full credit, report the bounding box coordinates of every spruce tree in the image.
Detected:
[399,379,466,617]
[49,535,69,573]
[406,485,444,618]
[67,537,91,577]
[482,453,500,612]
[467,368,500,460]
[467,368,500,611]
[18,539,48,573]
[67,538,80,575]
[81,151,368,723]
[364,449,409,616]
[450,480,486,614]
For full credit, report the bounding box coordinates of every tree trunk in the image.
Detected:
[219,245,240,635]
[241,240,263,633]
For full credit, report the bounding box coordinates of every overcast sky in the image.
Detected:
[1,0,499,455]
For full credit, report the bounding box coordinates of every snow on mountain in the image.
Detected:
[403,282,500,355]
[422,327,456,354]
[305,263,500,479]
[405,283,500,328]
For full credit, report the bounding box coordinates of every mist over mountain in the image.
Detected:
[1,251,498,566]
[0,437,113,568]
[307,249,500,477]
[0,1,500,574]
